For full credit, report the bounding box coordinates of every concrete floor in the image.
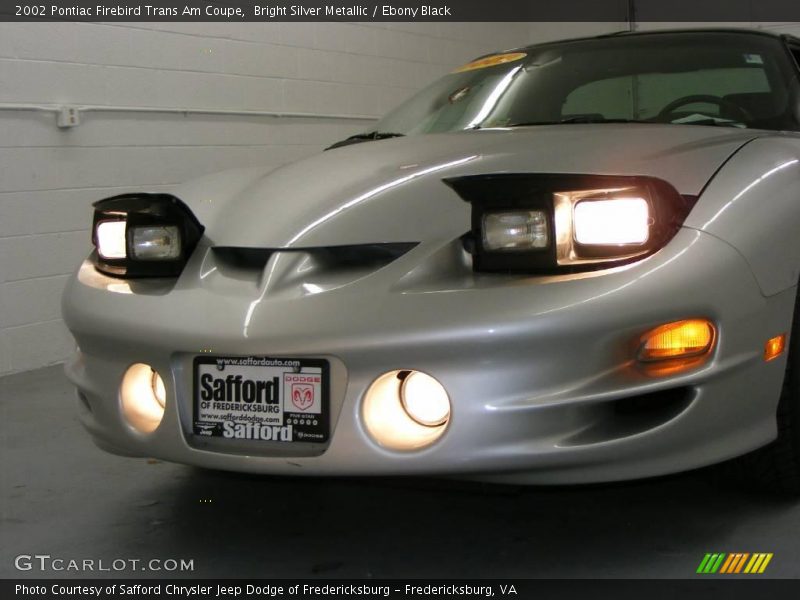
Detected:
[2,365,800,579]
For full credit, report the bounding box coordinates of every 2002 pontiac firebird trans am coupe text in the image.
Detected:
[62,30,800,491]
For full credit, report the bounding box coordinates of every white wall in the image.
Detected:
[0,21,546,376]
[6,20,795,376]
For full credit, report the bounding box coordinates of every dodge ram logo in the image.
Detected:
[291,383,314,411]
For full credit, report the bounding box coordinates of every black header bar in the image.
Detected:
[4,579,800,600]
[3,1,800,23]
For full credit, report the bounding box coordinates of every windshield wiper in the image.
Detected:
[669,117,746,128]
[326,131,405,150]
[505,117,651,127]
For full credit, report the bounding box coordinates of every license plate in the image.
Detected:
[193,356,329,443]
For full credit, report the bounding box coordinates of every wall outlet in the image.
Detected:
[57,106,80,128]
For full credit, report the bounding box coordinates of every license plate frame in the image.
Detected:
[192,356,330,444]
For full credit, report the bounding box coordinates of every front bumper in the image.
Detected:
[62,229,795,484]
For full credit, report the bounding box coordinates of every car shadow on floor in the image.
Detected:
[149,466,798,578]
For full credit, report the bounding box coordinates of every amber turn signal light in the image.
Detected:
[639,319,716,362]
[765,334,787,362]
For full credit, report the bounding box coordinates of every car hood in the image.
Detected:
[175,124,759,248]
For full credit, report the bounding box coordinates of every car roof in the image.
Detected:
[503,28,800,56]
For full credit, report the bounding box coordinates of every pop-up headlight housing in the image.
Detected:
[447,174,691,273]
[91,193,204,278]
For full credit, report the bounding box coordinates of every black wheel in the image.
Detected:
[716,286,800,494]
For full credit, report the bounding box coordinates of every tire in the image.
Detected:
[716,286,800,494]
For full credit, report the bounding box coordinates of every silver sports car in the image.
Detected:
[62,29,800,491]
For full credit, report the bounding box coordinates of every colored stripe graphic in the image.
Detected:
[697,554,713,573]
[719,554,736,574]
[722,553,747,573]
[744,554,761,574]
[744,553,773,574]
[724,553,749,573]
[734,553,750,573]
[697,553,727,573]
[727,554,741,574]
[758,553,773,573]
[700,553,773,574]
[711,554,726,573]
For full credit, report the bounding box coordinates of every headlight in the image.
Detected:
[131,226,182,260]
[448,174,690,273]
[90,194,204,278]
[482,210,549,251]
[572,198,650,245]
[96,220,127,259]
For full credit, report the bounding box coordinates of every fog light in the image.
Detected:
[401,371,450,426]
[152,369,166,407]
[363,370,450,451]
[120,363,167,433]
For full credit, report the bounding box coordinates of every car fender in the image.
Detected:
[684,135,800,297]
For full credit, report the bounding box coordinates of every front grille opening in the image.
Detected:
[212,247,274,271]
[212,243,417,274]
[612,386,695,416]
[311,243,418,270]
[562,386,696,446]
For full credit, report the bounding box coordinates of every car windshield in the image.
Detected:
[373,31,800,134]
